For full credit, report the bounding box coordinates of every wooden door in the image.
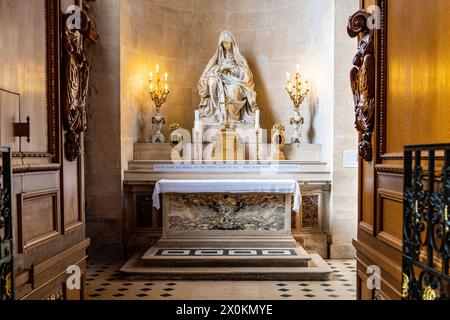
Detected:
[0,0,95,300]
[349,0,450,300]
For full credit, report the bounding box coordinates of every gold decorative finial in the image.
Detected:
[169,123,180,132]
[273,123,285,132]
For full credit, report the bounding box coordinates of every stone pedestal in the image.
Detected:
[157,193,296,249]
[120,190,332,281]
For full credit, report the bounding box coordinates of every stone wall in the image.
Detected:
[85,0,123,257]
[330,0,359,258]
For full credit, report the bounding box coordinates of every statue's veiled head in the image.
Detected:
[219,31,234,51]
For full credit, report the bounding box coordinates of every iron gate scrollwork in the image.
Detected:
[0,147,13,300]
[403,144,450,300]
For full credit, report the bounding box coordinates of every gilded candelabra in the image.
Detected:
[149,65,170,143]
[286,66,309,144]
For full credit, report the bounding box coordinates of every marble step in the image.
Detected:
[120,253,332,281]
[156,236,299,249]
[139,246,311,267]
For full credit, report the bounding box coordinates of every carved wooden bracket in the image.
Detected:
[62,5,97,161]
[348,10,375,162]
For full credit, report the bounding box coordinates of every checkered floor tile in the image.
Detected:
[86,259,356,300]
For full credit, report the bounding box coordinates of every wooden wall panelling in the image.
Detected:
[384,0,450,155]
[0,0,60,160]
[0,0,93,300]
[17,190,60,253]
[0,90,20,153]
[352,0,403,300]
[61,156,84,233]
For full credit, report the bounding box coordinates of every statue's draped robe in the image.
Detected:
[198,31,257,123]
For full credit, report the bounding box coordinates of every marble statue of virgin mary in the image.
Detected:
[198,31,258,124]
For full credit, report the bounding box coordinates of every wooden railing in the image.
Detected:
[0,147,14,300]
[402,144,450,300]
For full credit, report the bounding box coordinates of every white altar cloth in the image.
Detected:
[152,179,302,212]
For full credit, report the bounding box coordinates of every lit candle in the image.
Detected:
[165,72,168,82]
[150,83,153,92]
[296,64,300,73]
[164,84,168,93]
[286,72,290,82]
[149,72,153,81]
[255,109,260,130]
[156,64,159,74]
[287,82,292,93]
[194,110,200,130]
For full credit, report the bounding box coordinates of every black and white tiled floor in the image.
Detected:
[86,260,356,300]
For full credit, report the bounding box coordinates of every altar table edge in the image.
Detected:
[152,179,302,213]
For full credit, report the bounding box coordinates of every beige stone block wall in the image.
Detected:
[120,0,336,164]
[330,0,359,259]
[85,0,124,256]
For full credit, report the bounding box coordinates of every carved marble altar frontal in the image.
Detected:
[168,193,286,231]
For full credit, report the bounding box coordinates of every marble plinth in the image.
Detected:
[158,193,295,249]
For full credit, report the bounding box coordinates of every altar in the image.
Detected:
[153,179,300,249]
[120,31,333,280]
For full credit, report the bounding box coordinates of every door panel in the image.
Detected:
[353,0,450,300]
[0,90,20,152]
[385,0,450,154]
[1,0,92,300]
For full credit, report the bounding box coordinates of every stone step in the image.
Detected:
[139,246,311,267]
[156,236,298,249]
[120,253,332,281]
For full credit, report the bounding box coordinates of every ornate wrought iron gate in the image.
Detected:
[0,147,13,300]
[402,144,450,300]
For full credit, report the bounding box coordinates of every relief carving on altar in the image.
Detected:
[347,10,375,162]
[168,194,285,231]
[198,31,258,125]
[62,5,97,161]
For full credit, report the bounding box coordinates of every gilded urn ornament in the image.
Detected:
[271,123,286,161]
[169,123,184,161]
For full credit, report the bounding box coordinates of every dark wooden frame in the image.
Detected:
[16,189,61,253]
[356,0,388,238]
[12,0,60,161]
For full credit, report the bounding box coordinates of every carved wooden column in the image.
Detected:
[347,10,375,162]
[62,4,97,161]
